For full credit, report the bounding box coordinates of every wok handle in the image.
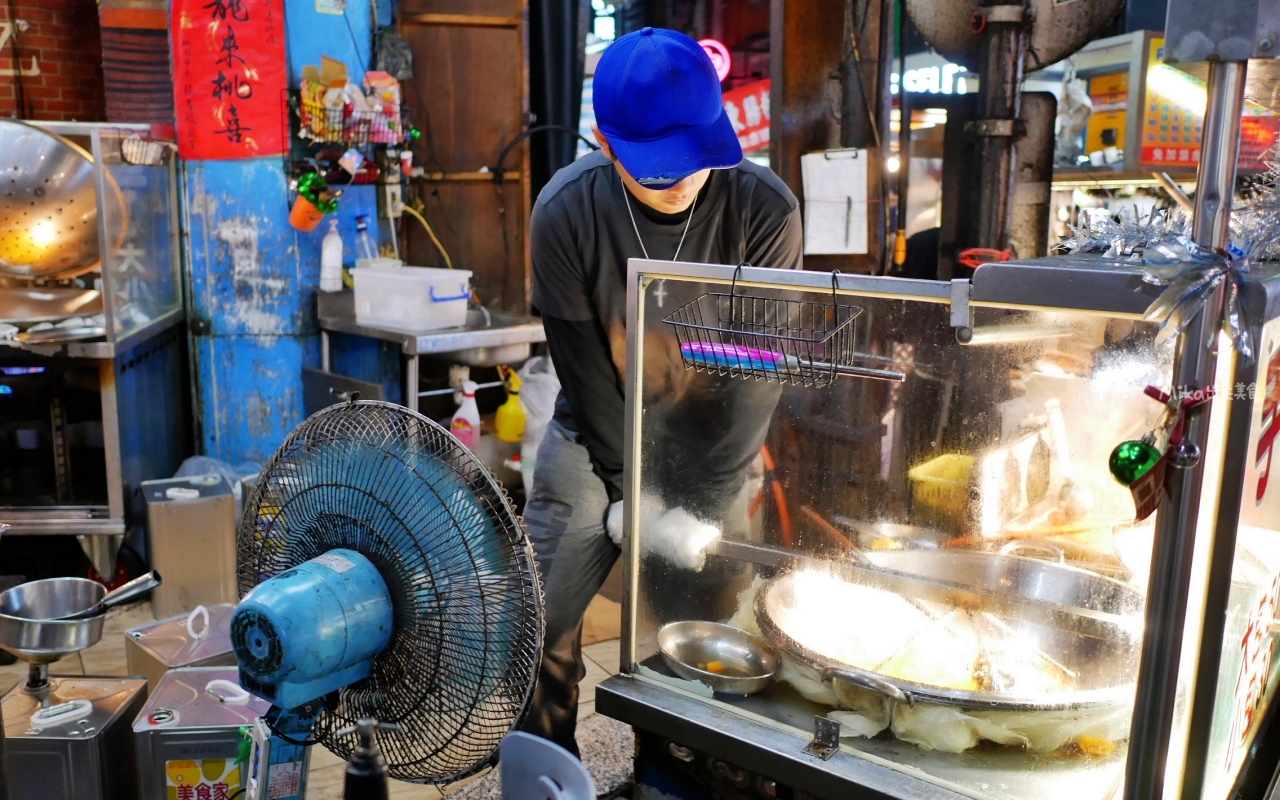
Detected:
[97,571,162,612]
[822,666,915,708]
[998,540,1065,564]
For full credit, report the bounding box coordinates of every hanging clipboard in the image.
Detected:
[801,148,869,255]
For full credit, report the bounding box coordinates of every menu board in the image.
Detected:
[1141,36,1279,171]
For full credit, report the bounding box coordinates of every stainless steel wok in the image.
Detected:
[754,559,1143,712]
[863,549,1145,619]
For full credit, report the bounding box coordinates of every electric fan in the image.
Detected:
[230,400,543,799]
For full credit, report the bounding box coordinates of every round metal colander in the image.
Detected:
[0,120,126,279]
[238,400,544,784]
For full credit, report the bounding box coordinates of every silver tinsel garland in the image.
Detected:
[1050,157,1280,361]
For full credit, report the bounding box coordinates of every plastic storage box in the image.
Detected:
[142,475,237,619]
[125,604,238,692]
[354,265,472,332]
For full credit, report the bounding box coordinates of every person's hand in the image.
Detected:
[647,506,722,572]
[606,500,624,546]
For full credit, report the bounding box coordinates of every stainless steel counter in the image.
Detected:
[599,673,1127,800]
[315,292,545,412]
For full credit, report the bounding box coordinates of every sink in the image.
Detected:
[316,292,546,366]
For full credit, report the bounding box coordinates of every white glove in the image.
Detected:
[647,505,722,572]
[606,500,624,546]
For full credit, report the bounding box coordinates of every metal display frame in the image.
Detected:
[599,254,1280,800]
[0,122,189,558]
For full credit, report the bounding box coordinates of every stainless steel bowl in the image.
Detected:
[657,620,778,696]
[0,577,106,662]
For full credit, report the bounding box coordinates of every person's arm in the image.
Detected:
[541,315,625,502]
[744,180,804,271]
[530,195,628,502]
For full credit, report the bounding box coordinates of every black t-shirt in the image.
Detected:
[531,151,803,507]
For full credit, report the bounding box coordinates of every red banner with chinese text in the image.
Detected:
[723,79,771,154]
[171,0,287,160]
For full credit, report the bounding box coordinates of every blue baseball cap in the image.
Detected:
[593,27,743,188]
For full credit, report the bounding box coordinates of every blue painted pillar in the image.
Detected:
[184,159,379,463]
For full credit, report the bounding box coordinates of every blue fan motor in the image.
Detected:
[231,548,394,709]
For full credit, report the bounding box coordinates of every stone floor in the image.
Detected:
[0,592,625,800]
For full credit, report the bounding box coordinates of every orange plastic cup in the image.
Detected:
[290,195,326,231]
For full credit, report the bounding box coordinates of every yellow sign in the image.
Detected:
[1086,72,1128,155]
[166,758,242,800]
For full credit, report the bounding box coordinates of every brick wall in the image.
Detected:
[0,0,106,121]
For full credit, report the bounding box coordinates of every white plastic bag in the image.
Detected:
[518,355,561,495]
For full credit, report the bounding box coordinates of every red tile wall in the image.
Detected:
[0,0,106,121]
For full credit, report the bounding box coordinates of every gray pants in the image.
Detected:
[519,419,618,755]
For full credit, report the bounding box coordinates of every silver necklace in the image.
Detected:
[623,175,697,262]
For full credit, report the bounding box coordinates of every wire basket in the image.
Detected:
[120,133,176,166]
[299,95,402,145]
[663,267,862,388]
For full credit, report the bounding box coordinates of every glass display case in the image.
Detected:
[599,256,1280,800]
[91,126,183,344]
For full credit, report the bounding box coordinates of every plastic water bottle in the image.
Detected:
[354,215,378,265]
[450,380,481,448]
[320,219,343,292]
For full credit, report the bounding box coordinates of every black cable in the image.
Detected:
[264,714,325,747]
[894,1,909,273]
[340,8,370,79]
[403,77,448,176]
[842,0,881,150]
[492,124,599,185]
[491,125,600,294]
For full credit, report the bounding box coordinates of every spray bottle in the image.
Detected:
[320,219,344,292]
[494,370,525,444]
[450,380,481,448]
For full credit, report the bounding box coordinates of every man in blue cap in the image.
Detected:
[521,26,802,753]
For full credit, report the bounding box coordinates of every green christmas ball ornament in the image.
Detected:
[409,127,422,141]
[1109,439,1163,486]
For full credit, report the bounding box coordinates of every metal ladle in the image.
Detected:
[50,571,162,621]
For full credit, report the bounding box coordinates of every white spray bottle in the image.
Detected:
[320,219,344,292]
[450,380,481,448]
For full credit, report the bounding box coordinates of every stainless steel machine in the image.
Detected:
[600,252,1280,800]
[0,120,190,580]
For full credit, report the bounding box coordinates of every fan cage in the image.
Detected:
[238,400,544,784]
